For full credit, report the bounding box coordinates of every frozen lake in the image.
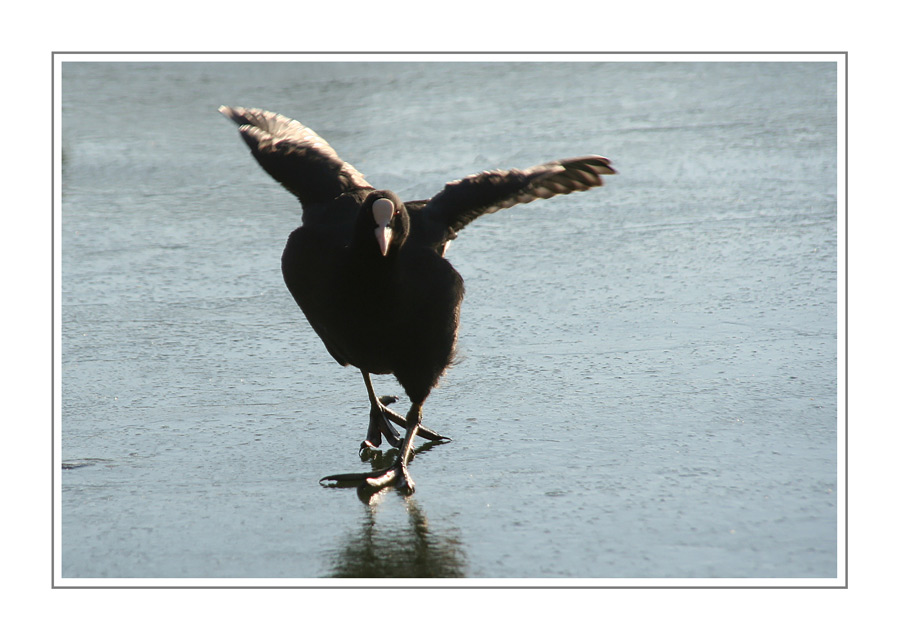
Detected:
[59,59,839,580]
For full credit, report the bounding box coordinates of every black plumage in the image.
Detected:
[221,106,615,492]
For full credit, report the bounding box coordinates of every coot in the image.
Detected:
[221,106,615,492]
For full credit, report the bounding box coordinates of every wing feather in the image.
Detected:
[418,156,615,245]
[220,106,371,207]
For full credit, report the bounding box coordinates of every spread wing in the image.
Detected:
[414,156,615,248]
[219,106,371,208]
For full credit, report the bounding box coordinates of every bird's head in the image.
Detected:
[359,190,409,257]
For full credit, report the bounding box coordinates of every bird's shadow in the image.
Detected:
[323,440,466,578]
[326,488,467,578]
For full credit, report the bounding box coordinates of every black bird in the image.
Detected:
[220,106,615,493]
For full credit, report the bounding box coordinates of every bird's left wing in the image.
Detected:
[416,156,615,247]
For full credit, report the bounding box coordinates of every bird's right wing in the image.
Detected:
[417,156,615,246]
[220,106,372,207]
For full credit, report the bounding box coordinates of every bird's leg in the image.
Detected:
[321,402,425,494]
[360,371,403,452]
[393,403,423,492]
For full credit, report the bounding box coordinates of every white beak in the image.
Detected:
[375,225,393,256]
[372,198,395,256]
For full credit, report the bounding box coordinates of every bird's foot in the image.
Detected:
[320,460,415,495]
[322,439,445,495]
[380,402,450,443]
